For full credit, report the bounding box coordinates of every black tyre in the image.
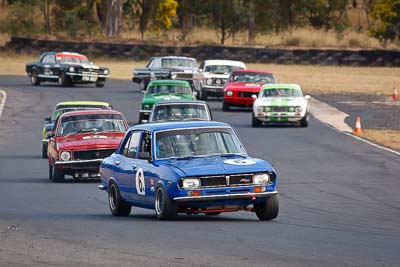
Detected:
[138,113,146,124]
[154,185,178,220]
[51,164,65,183]
[139,80,147,91]
[30,70,40,85]
[300,113,309,127]
[48,163,53,181]
[222,101,230,111]
[95,81,105,88]
[252,113,262,127]
[42,143,48,158]
[254,195,279,221]
[58,72,71,87]
[108,182,131,216]
[200,89,207,101]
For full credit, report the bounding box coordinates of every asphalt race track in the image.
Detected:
[1,76,400,267]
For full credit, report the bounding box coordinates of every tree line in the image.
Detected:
[1,0,400,46]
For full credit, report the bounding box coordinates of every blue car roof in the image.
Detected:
[130,121,230,132]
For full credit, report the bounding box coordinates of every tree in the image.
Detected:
[207,0,247,45]
[304,0,348,31]
[123,0,157,40]
[97,0,123,37]
[247,0,256,42]
[176,0,198,41]
[153,0,178,33]
[39,0,53,34]
[369,0,400,44]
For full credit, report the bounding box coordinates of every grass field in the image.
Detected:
[361,130,400,151]
[2,53,400,96]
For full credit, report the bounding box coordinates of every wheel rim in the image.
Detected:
[155,189,163,215]
[58,74,63,86]
[31,72,37,84]
[109,185,117,210]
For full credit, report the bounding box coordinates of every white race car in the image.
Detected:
[198,60,246,100]
[252,84,310,127]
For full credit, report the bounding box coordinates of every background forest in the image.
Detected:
[1,0,400,49]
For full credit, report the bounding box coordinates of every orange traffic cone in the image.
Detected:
[393,85,399,101]
[353,116,362,134]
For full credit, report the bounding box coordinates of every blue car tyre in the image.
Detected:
[254,195,279,221]
[108,182,132,216]
[155,185,178,220]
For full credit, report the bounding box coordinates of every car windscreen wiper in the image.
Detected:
[94,130,119,134]
[219,153,246,157]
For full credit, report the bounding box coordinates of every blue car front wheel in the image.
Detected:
[155,186,178,220]
[254,195,279,221]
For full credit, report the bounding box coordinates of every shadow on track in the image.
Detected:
[63,213,260,222]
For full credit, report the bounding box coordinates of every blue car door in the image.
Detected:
[112,130,141,202]
[129,131,156,208]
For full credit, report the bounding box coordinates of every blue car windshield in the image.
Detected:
[155,127,245,159]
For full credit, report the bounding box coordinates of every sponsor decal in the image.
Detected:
[224,158,256,165]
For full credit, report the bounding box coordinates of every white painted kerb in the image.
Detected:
[309,97,353,133]
[0,90,7,120]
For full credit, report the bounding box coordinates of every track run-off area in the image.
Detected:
[0,76,399,267]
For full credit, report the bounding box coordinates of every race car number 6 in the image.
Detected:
[135,168,145,195]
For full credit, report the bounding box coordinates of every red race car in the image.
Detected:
[47,109,128,182]
[222,70,276,111]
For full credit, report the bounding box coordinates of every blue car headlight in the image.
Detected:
[182,178,200,189]
[253,173,270,184]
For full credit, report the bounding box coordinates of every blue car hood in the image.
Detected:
[164,156,273,177]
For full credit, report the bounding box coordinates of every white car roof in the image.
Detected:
[204,60,246,68]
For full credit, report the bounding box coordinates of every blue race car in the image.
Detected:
[98,121,278,220]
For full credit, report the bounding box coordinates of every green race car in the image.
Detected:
[138,79,197,123]
[42,101,113,158]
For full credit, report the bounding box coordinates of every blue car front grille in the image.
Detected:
[185,174,255,188]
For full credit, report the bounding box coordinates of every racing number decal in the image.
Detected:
[135,168,145,195]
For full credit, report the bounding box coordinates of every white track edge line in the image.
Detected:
[0,90,7,120]
[342,132,400,156]
[311,114,400,157]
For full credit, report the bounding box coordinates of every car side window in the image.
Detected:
[153,58,161,68]
[41,55,49,63]
[146,58,154,68]
[139,131,152,156]
[47,55,56,64]
[123,131,141,158]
